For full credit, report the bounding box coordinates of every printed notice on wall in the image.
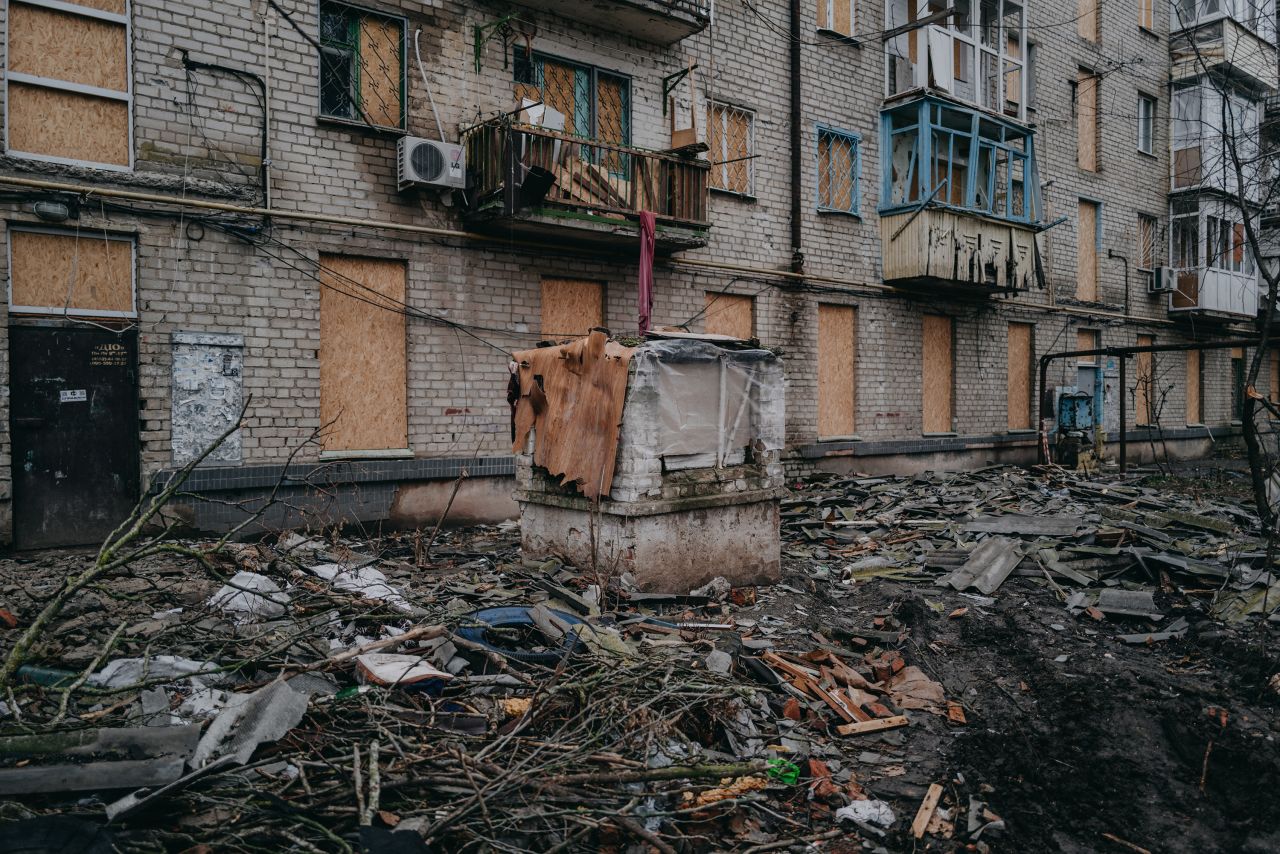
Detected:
[60,389,87,403]
[90,342,129,367]
[171,332,244,465]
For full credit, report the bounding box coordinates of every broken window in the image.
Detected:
[881,98,1037,224]
[884,0,1028,121]
[514,48,631,149]
[319,2,406,129]
[707,102,755,195]
[816,127,861,214]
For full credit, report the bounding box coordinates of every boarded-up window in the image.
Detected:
[319,2,406,129]
[1077,0,1099,41]
[514,49,630,147]
[817,127,861,214]
[541,278,604,340]
[1135,334,1154,426]
[922,315,954,434]
[818,0,854,35]
[319,255,408,453]
[1007,322,1033,431]
[704,292,754,339]
[817,304,856,438]
[1186,350,1203,424]
[1139,0,1154,29]
[6,0,131,168]
[1076,71,1099,171]
[9,228,135,317]
[1077,329,1099,365]
[707,102,754,195]
[1077,200,1099,301]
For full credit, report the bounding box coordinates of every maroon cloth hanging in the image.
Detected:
[638,211,656,335]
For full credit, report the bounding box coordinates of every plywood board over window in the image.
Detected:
[6,0,131,169]
[1077,200,1099,301]
[1007,322,1033,431]
[319,255,408,454]
[922,315,954,434]
[704,292,754,339]
[817,304,856,438]
[1076,329,1099,364]
[1076,71,1099,171]
[357,14,405,128]
[1135,334,1154,426]
[1077,0,1099,41]
[9,228,135,317]
[541,278,604,340]
[1186,349,1203,424]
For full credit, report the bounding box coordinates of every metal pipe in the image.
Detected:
[1036,338,1259,468]
[789,0,804,272]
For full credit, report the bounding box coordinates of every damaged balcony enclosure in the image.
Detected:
[1170,0,1278,91]
[879,96,1040,293]
[510,331,785,593]
[508,0,711,45]
[1168,196,1261,319]
[462,117,710,252]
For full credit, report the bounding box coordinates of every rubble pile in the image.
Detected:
[0,464,1277,852]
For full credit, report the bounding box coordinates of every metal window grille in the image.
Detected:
[1137,214,1159,269]
[513,49,632,174]
[708,103,754,195]
[319,2,405,129]
[817,128,860,214]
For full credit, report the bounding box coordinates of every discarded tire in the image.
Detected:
[456,606,586,666]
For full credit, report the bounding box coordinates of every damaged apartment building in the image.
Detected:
[0,0,1276,547]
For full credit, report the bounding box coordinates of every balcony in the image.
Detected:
[509,0,710,45]
[1171,16,1278,89]
[1169,266,1260,319]
[462,120,710,252]
[881,207,1036,292]
[878,96,1039,293]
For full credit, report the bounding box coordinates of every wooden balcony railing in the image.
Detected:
[462,120,710,229]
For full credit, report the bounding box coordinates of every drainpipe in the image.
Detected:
[789,0,804,273]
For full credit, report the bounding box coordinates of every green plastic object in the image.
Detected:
[766,759,800,785]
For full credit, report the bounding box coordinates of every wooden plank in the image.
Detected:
[836,715,909,736]
[1077,329,1098,364]
[1135,335,1154,426]
[1077,0,1098,41]
[541,278,604,340]
[704,292,753,339]
[9,3,128,92]
[358,14,403,127]
[318,255,408,452]
[1077,199,1098,300]
[1007,322,1033,430]
[911,783,945,839]
[834,0,852,35]
[1186,350,1202,423]
[1076,71,1098,170]
[922,315,953,434]
[10,230,133,315]
[8,82,130,166]
[817,304,856,438]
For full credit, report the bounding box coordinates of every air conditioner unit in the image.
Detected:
[398,137,465,191]
[1149,266,1176,294]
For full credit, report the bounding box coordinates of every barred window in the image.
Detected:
[816,127,861,214]
[319,2,406,130]
[707,102,755,196]
[1137,214,1159,271]
[513,48,630,147]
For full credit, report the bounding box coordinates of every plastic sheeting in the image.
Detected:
[625,339,784,469]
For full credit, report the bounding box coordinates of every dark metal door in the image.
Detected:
[10,326,140,549]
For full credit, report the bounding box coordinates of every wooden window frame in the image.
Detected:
[707,101,756,197]
[317,0,408,132]
[815,125,862,216]
[3,0,133,171]
[7,224,138,319]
